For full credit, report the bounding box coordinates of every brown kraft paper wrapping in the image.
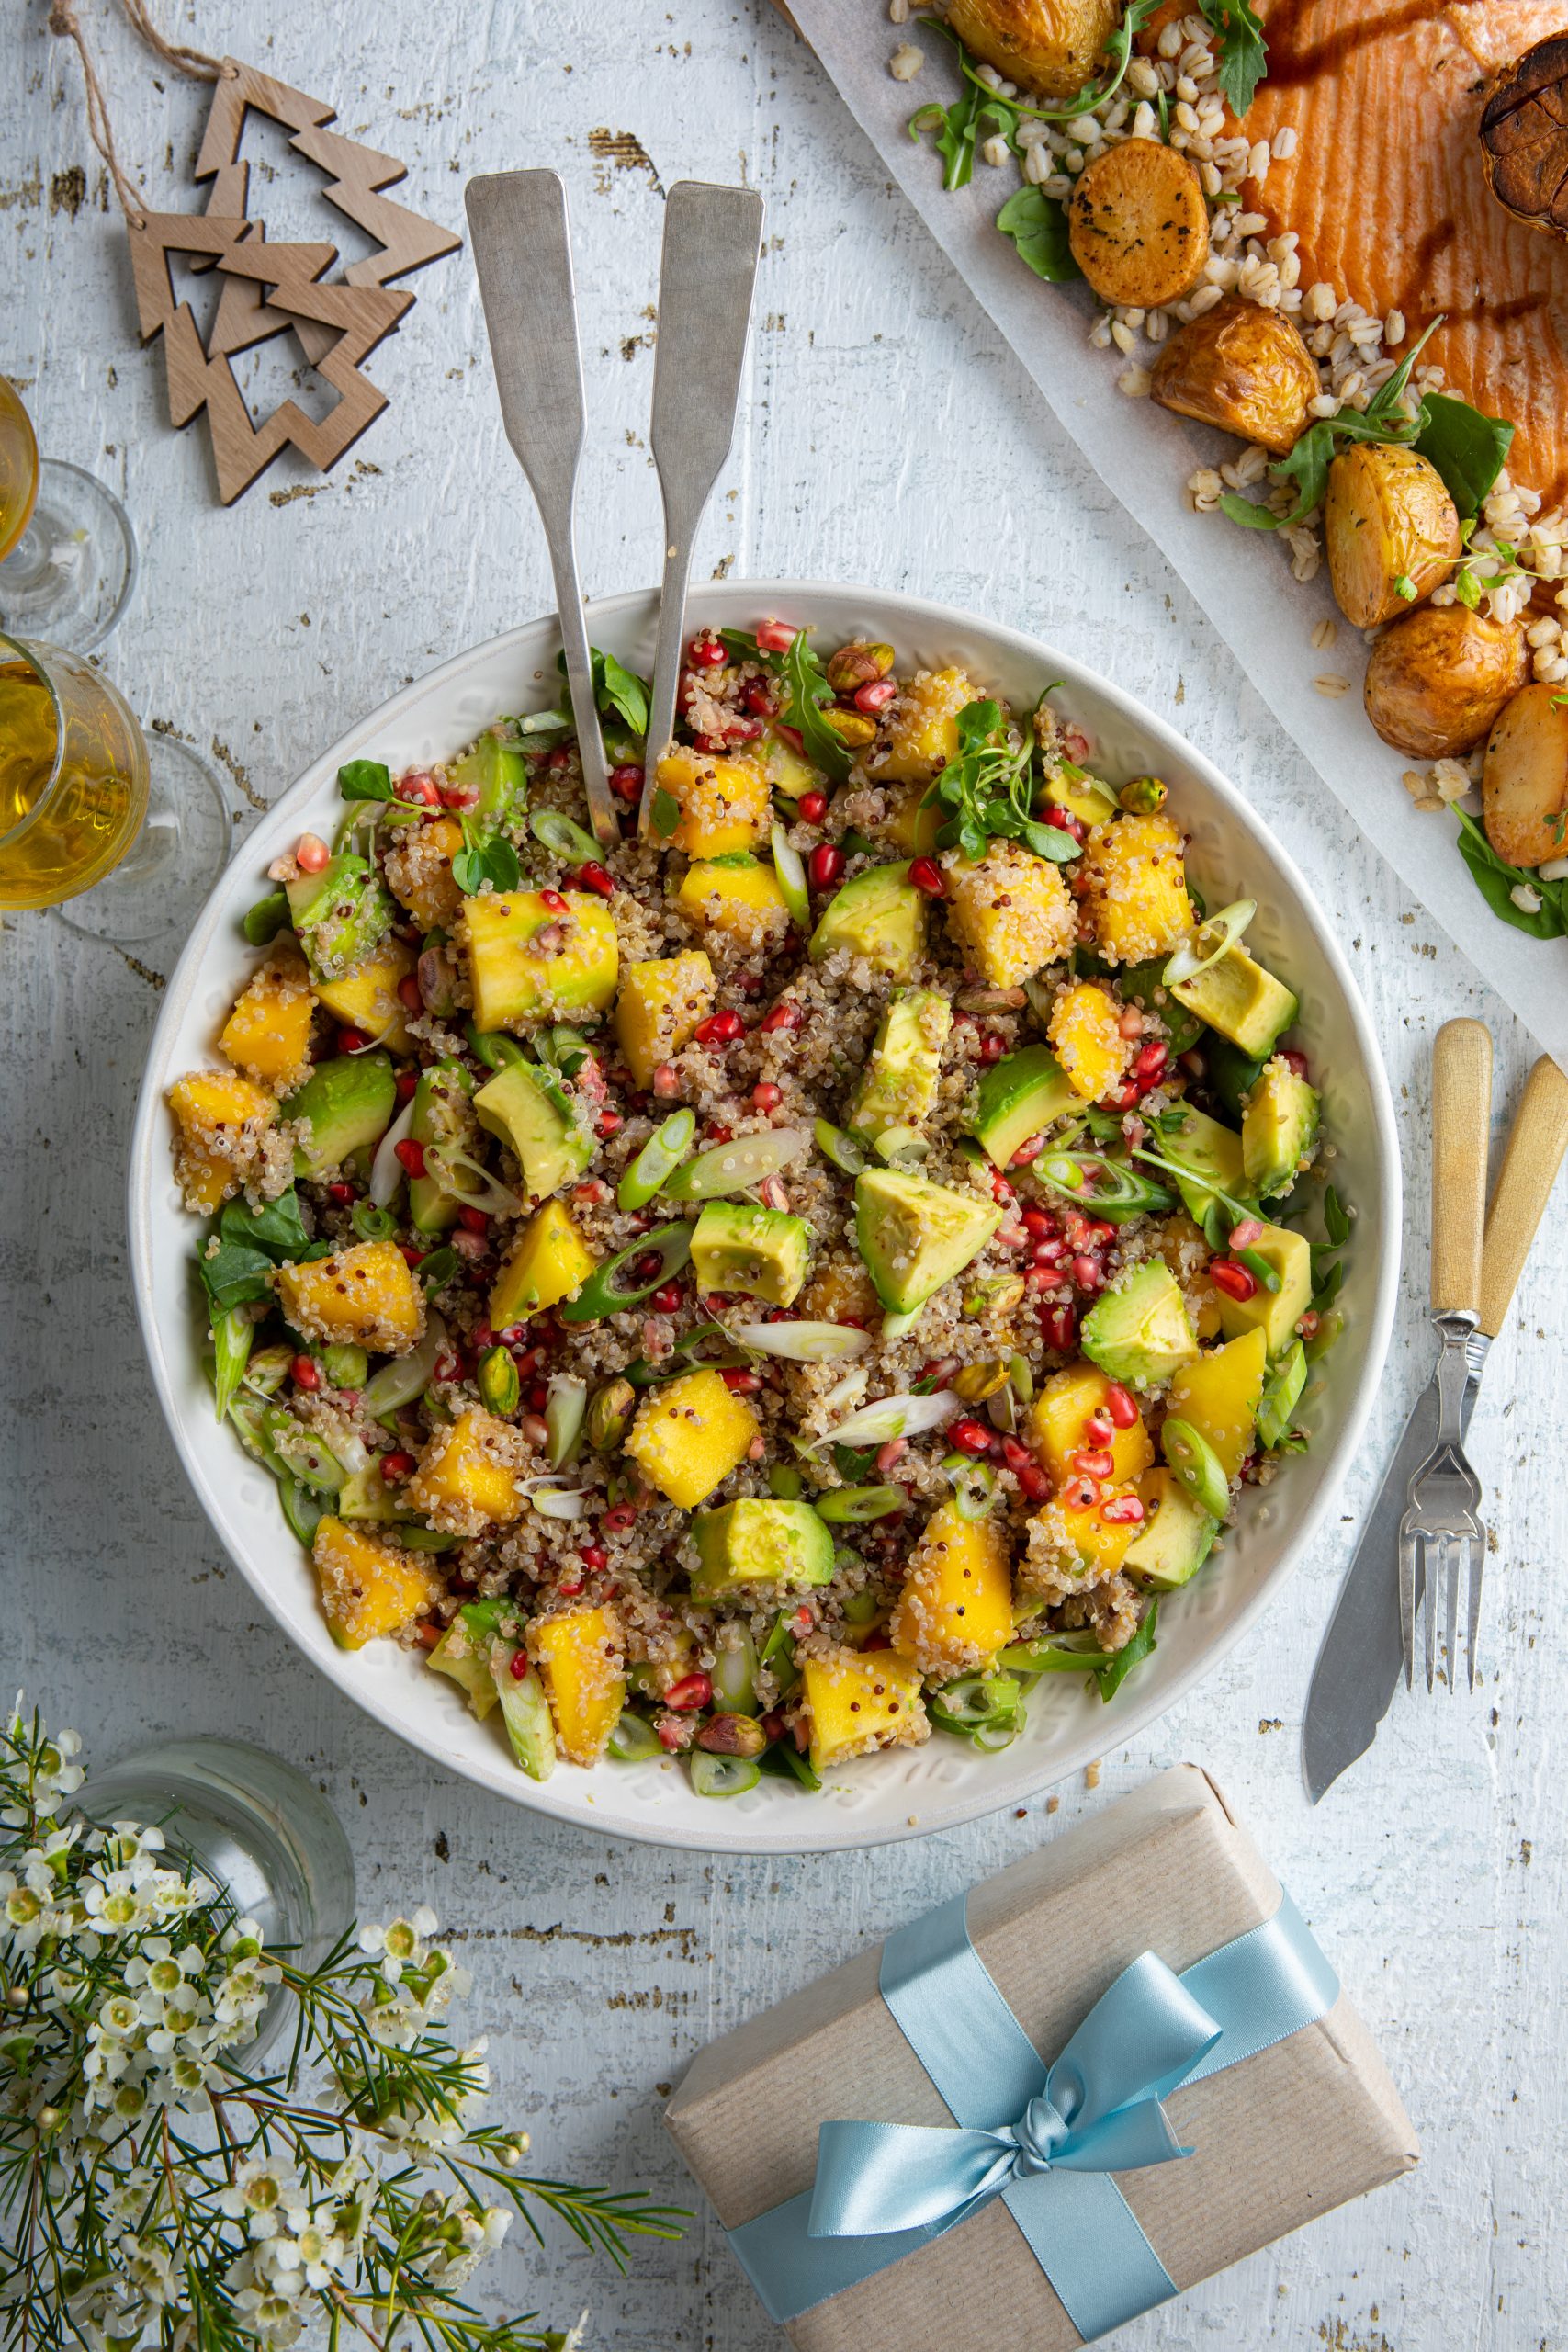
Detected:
[665,1763,1418,2350]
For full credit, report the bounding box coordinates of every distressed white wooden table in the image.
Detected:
[6,5,1564,2344]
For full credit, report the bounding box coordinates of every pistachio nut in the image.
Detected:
[586,1375,637,1452]
[695,1712,767,1758]
[1118,774,1168,815]
[825,639,896,694]
[953,1357,1011,1404]
[820,706,879,750]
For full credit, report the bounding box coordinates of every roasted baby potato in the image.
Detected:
[1149,295,1319,456]
[1363,605,1529,759]
[1483,683,1568,868]
[1324,445,1461,629]
[947,0,1119,102]
[1067,139,1210,310]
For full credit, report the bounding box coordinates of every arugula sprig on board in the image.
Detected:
[1197,0,1269,116]
[931,698,1080,864]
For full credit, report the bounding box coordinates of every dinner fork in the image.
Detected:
[1400,1018,1492,1691]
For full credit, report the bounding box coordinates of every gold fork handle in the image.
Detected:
[1479,1057,1568,1337]
[1431,1019,1493,1315]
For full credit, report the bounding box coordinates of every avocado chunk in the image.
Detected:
[1159,1105,1247,1224]
[691,1498,835,1599]
[1215,1222,1313,1356]
[427,1599,511,1720]
[691,1200,811,1307]
[1205,1036,1269,1123]
[284,1052,396,1179]
[810,862,926,980]
[473,1057,593,1202]
[1123,1467,1217,1589]
[286,854,394,982]
[854,1168,1001,1315]
[1170,944,1297,1060]
[1080,1261,1199,1389]
[848,988,953,1142]
[449,734,525,822]
[1242,1057,1320,1198]
[970,1044,1075,1170]
[408,1058,477,1235]
[489,1642,555,1781]
[1257,1339,1308,1450]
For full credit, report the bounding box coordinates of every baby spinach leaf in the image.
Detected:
[1453,806,1568,940]
[452,834,522,897]
[221,1188,310,1262]
[780,632,852,785]
[1416,393,1514,519]
[1323,1185,1351,1247]
[595,649,651,736]
[650,786,682,839]
[995,187,1080,282]
[1198,0,1268,115]
[243,888,290,946]
[198,1239,276,1316]
[338,760,394,802]
[417,1247,460,1296]
[1095,1598,1158,1702]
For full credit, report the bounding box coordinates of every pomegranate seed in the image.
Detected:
[601,1503,640,1532]
[1211,1259,1258,1301]
[1230,1216,1265,1250]
[722,1367,762,1393]
[578,1543,609,1571]
[1071,1446,1115,1481]
[854,677,897,714]
[565,861,615,899]
[1118,1006,1145,1041]
[689,636,727,668]
[1021,1207,1056,1238]
[1024,1266,1059,1293]
[723,714,762,743]
[525,1383,549,1412]
[597,1109,624,1138]
[666,1672,713,1712]
[295,832,330,873]
[290,1354,321,1391]
[1134,1041,1168,1085]
[949,1419,994,1457]
[1042,804,1087,844]
[1101,1494,1146,1526]
[400,1243,425,1269]
[472,1323,495,1353]
[546,747,572,775]
[1084,1409,1116,1445]
[380,1449,415,1483]
[999,1437,1032,1473]
[1280,1048,1310,1080]
[1104,1383,1140,1428]
[1107,1079,1142,1112]
[797,788,829,824]
[908,855,946,899]
[326,1181,355,1204]
[775,721,806,754]
[1062,1475,1102,1511]
[337,1027,370,1055]
[752,1080,783,1112]
[1179,1048,1206,1080]
[1085,1219,1116,1248]
[610,763,643,804]
[760,1002,800,1034]
[656,1713,695,1751]
[918,1357,960,1386]
[453,1225,488,1264]
[651,1064,682,1100]
[392,974,423,1016]
[556,1574,585,1600]
[1018,1463,1052,1503]
[395,1070,418,1103]
[394,1138,427,1179]
[742,682,774,718]
[1072,1253,1104,1293]
[508,1649,530,1683]
[979,1033,1006,1065]
[457,1204,489,1235]
[694,1010,745,1046]
[1010,1134,1045,1167]
[755,617,797,653]
[991,1171,1015,1203]
[706,1125,734,1145]
[650,1281,684,1315]
[438,777,479,810]
[1041,1305,1078,1352]
[875,1437,909,1476]
[1032,1238,1065,1266]
[1300,1308,1321,1339]
[395,772,440,808]
[538,888,567,913]
[808,843,844,888]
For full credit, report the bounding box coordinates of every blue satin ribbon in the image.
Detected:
[726,1887,1337,2344]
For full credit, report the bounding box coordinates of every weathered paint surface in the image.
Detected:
[5,5,1563,2346]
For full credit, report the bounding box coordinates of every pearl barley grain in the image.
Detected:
[889,41,923,78]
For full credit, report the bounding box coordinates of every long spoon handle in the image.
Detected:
[1478,1056,1568,1337]
[465,169,618,849]
[639,181,764,834]
[1429,1017,1493,1316]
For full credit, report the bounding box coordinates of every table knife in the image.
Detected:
[1303,1054,1568,1802]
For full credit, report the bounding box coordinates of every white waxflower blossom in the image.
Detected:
[218,2156,300,2241]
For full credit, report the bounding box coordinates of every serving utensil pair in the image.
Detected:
[1304,1029,1568,1800]
[463,170,763,850]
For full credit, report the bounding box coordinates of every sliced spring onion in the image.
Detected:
[969,1715,1023,1753]
[1032,1151,1174,1222]
[618,1109,696,1212]
[243,1344,293,1399]
[1008,1352,1034,1405]
[558,1222,694,1322]
[815,1485,904,1523]
[531,1486,589,1520]
[987,1382,1018,1436]
[819,1365,869,1420]
[423,1142,525,1217]
[813,1388,960,1453]
[771,821,810,931]
[417,1247,460,1298]
[871,1124,929,1164]
[769,1462,804,1499]
[362,1313,447,1416]
[278,1478,325,1547]
[665,1128,813,1202]
[950,1460,998,1521]
[545,1375,587,1468]
[1162,899,1256,989]
[690,1751,762,1798]
[263,1409,345,1494]
[730,1319,869,1363]
[880,1306,924,1345]
[1235,1244,1283,1294]
[211,1306,254,1424]
[397,1524,463,1553]
[607,1711,662,1762]
[351,1201,397,1242]
[1022,975,1055,1032]
[840,1589,880,1625]
[369,1097,417,1208]
[930,1671,1021,1729]
[711,1624,760,1714]
[530,807,601,862]
[813,1117,866,1176]
[466,1023,527,1070]
[998,1634,1114,1674]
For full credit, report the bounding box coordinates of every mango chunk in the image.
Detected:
[890,1499,1013,1679]
[1165,1329,1269,1481]
[1018,1489,1141,1599]
[385,814,465,932]
[624,1367,760,1510]
[490,1201,597,1328]
[276,1238,425,1353]
[945,841,1076,987]
[676,858,790,949]
[886,780,944,855]
[1083,812,1194,966]
[312,1517,438,1649]
[167,1068,277,1214]
[406,1406,525,1529]
[1027,1362,1154,1487]
[654,747,770,857]
[312,938,417,1057]
[459,890,619,1033]
[219,952,315,1089]
[529,1605,626,1766]
[615,951,715,1089]
[872,667,976,786]
[1047,980,1134,1102]
[803,1647,929,1773]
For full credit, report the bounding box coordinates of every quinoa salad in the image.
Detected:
[165,616,1348,1799]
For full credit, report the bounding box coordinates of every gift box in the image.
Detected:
[665,1764,1417,2348]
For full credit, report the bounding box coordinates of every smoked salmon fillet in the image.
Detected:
[1242,0,1568,501]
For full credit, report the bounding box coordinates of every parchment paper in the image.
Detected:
[779,0,1567,1067]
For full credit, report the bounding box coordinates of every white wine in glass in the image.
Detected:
[0,375,138,652]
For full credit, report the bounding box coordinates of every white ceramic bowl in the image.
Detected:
[130,581,1399,1853]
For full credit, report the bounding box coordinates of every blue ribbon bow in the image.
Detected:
[727,1888,1338,2344]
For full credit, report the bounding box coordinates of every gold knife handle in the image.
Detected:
[1430,1019,1493,1314]
[1478,1057,1568,1337]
